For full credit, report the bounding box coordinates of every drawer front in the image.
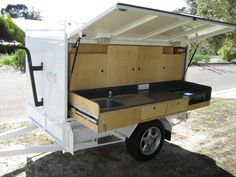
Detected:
[99,107,141,132]
[167,98,188,115]
[141,102,167,120]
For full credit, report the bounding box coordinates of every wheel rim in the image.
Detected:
[140,127,161,155]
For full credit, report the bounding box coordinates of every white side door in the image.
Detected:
[25,30,68,145]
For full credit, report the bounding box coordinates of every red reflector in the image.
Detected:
[174,47,186,54]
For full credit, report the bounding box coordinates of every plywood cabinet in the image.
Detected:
[107,45,165,86]
[70,54,107,90]
[107,45,137,86]
[69,44,185,90]
[141,102,167,120]
[166,98,188,114]
[137,46,162,83]
[159,54,185,81]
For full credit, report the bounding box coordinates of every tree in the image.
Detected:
[196,0,236,23]
[0,15,25,70]
[195,0,236,61]
[0,15,24,43]
[174,0,197,14]
[175,0,236,61]
[1,4,27,18]
[0,15,24,53]
[1,4,42,20]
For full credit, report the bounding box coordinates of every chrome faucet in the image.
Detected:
[108,90,112,99]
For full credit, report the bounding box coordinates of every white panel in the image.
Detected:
[25,29,67,145]
[69,3,236,45]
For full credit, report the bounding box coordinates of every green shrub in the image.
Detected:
[190,41,212,64]
[0,49,25,68]
[218,39,236,61]
[0,15,24,44]
[191,54,211,64]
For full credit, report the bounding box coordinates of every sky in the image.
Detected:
[0,0,187,22]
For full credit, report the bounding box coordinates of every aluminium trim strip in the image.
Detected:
[70,105,98,124]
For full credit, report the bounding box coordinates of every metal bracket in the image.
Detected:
[0,144,63,157]
[32,62,43,71]
[0,123,63,156]
[0,124,37,140]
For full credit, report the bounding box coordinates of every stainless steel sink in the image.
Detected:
[93,94,154,110]
[94,98,124,110]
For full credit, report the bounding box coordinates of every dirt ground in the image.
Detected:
[0,67,27,123]
[0,66,236,177]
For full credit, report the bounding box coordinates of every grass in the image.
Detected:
[188,98,236,175]
[0,49,25,68]
[19,121,31,128]
[197,147,217,160]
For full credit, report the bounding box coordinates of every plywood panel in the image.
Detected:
[159,54,184,81]
[166,98,188,115]
[69,111,98,133]
[187,101,210,111]
[69,92,100,118]
[99,107,141,132]
[141,102,167,120]
[70,54,107,90]
[107,45,137,86]
[137,46,162,83]
[68,44,108,54]
[163,46,173,54]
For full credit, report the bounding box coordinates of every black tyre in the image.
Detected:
[126,120,165,161]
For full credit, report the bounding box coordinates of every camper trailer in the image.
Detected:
[0,3,235,161]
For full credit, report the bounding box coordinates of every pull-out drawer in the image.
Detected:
[166,98,188,115]
[141,102,167,120]
[69,92,191,133]
[69,105,141,133]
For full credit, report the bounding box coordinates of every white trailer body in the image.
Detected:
[0,3,235,159]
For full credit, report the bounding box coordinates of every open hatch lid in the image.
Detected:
[69,3,236,46]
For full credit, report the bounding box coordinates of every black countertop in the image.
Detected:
[72,80,211,112]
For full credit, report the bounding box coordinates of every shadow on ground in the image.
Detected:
[3,142,234,177]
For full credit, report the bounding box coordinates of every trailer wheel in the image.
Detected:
[126,120,165,161]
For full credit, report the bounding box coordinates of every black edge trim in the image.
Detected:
[116,3,236,27]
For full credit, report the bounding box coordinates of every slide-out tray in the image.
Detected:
[69,81,211,133]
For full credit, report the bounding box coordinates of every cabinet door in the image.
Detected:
[159,54,184,81]
[166,98,188,114]
[70,54,107,90]
[137,46,162,83]
[107,45,137,86]
[141,102,167,120]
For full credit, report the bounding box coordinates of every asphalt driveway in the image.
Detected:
[186,64,236,92]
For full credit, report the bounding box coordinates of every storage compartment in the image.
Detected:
[70,54,108,90]
[68,43,211,133]
[141,102,167,120]
[69,44,185,91]
[166,98,188,114]
[69,80,211,133]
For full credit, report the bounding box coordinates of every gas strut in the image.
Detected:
[0,40,43,107]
